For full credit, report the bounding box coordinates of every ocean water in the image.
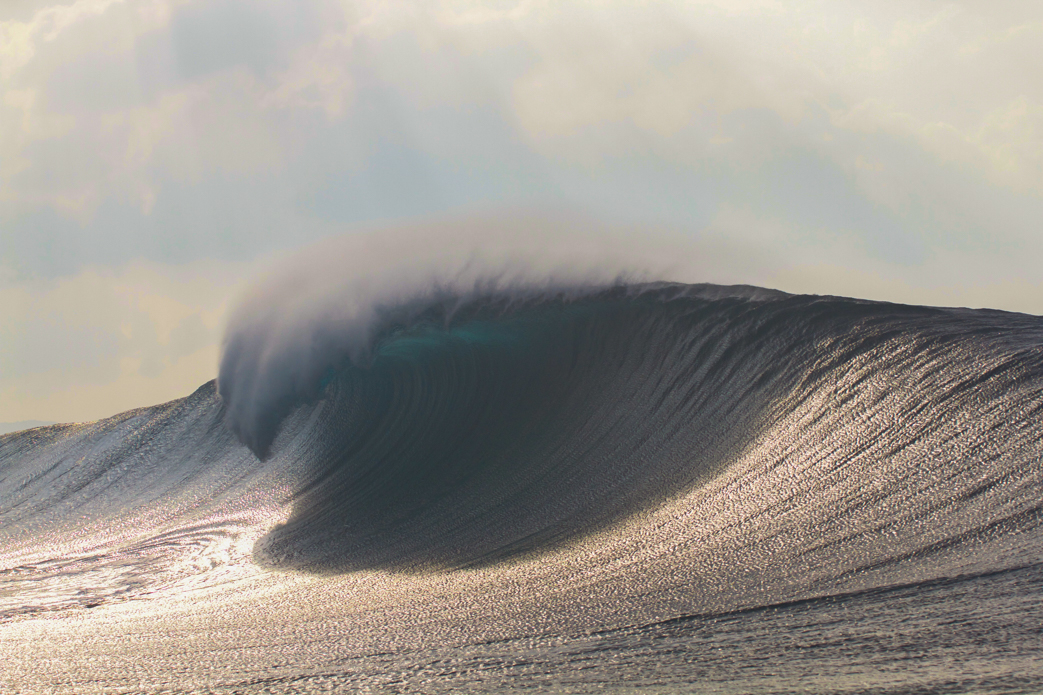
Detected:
[2,283,1042,693]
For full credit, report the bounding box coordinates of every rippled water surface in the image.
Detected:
[2,284,1042,693]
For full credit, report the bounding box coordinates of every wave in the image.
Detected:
[217,281,1043,579]
[3,278,1043,690]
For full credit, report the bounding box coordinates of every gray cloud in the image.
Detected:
[3,0,1040,283]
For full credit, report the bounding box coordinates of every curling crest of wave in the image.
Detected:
[217,219,677,456]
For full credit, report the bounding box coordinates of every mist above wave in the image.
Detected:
[217,214,692,457]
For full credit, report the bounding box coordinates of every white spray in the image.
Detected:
[217,211,724,455]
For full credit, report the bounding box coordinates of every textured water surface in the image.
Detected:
[1,284,1042,693]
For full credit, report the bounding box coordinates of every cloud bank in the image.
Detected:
[2,0,1041,276]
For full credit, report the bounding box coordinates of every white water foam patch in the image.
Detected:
[217,213,691,456]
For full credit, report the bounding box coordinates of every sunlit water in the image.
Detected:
[2,285,1042,693]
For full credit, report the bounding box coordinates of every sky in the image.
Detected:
[2,0,1042,424]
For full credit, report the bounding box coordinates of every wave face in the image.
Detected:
[3,282,1043,693]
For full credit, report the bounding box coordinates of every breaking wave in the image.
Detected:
[3,270,1043,691]
[216,281,1043,578]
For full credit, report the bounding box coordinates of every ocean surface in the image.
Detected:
[2,282,1042,693]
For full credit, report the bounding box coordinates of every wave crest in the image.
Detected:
[217,218,701,456]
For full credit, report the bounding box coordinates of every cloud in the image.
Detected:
[3,0,1040,274]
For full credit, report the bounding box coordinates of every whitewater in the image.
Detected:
[2,253,1042,692]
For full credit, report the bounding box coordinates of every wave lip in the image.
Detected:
[215,216,729,458]
[215,229,674,458]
